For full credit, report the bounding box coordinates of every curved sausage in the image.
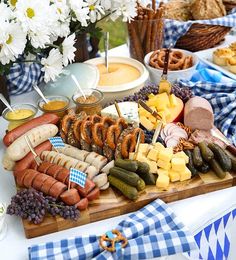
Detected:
[37,161,54,174]
[60,188,81,205]
[3,113,59,147]
[48,182,67,199]
[76,198,88,211]
[77,179,95,197]
[86,187,100,201]
[14,141,52,172]
[23,169,39,188]
[41,177,58,194]
[32,174,50,191]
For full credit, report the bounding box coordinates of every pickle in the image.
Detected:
[109,167,140,187]
[136,178,146,191]
[115,159,138,172]
[209,159,226,179]
[193,146,203,167]
[208,143,232,171]
[108,175,138,200]
[136,161,150,175]
[184,150,198,176]
[224,150,236,171]
[198,141,214,162]
[197,161,210,173]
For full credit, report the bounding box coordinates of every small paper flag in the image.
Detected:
[69,168,87,188]
[48,137,65,148]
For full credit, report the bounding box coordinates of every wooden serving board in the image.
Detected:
[23,169,236,238]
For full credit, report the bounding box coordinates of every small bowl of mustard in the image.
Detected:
[2,103,38,131]
[38,95,70,118]
[72,89,103,115]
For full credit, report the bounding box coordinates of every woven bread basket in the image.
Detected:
[175,23,231,52]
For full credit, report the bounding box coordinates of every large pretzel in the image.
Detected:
[99,229,128,252]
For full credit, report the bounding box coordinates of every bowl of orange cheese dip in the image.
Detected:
[85,57,149,104]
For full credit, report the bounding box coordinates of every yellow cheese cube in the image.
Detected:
[154,142,165,151]
[169,170,180,182]
[138,143,149,155]
[180,167,191,181]
[169,94,178,107]
[157,159,171,170]
[156,111,166,123]
[147,149,159,161]
[129,152,135,160]
[164,108,171,121]
[171,158,186,172]
[139,108,149,117]
[173,151,189,164]
[147,160,158,173]
[140,116,155,131]
[150,106,157,112]
[156,174,169,189]
[148,93,155,99]
[147,113,157,124]
[136,152,145,162]
[146,98,158,107]
[158,148,173,162]
[157,168,169,176]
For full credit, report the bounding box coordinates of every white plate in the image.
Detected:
[196,48,236,81]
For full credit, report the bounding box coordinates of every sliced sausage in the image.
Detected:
[65,176,77,188]
[56,168,70,183]
[23,169,39,188]
[41,177,58,194]
[60,188,81,205]
[76,198,88,211]
[14,141,52,172]
[86,187,100,201]
[46,164,64,178]
[37,161,54,174]
[32,174,50,191]
[48,181,67,199]
[77,179,95,197]
[16,170,31,187]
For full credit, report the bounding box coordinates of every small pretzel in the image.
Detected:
[99,229,128,252]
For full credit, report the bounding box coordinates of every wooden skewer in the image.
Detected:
[114,101,122,118]
[152,0,156,12]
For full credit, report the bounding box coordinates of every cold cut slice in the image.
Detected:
[184,96,214,130]
[48,181,67,199]
[23,169,39,188]
[3,113,59,147]
[77,179,95,197]
[14,141,52,172]
[6,124,58,161]
[32,174,50,191]
[60,188,81,205]
[38,161,54,174]
[76,198,88,210]
[86,187,100,201]
[41,177,57,194]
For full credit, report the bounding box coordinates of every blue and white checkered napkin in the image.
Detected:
[69,168,87,188]
[177,62,236,146]
[28,199,196,260]
[48,137,65,149]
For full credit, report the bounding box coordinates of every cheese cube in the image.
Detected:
[156,174,169,189]
[147,149,159,161]
[138,143,149,155]
[169,94,178,107]
[169,170,180,182]
[150,106,157,112]
[158,148,173,162]
[139,108,149,117]
[155,93,170,110]
[147,160,158,173]
[171,158,186,172]
[163,108,171,121]
[129,152,135,160]
[148,93,155,99]
[157,159,171,170]
[157,168,169,176]
[140,116,155,131]
[173,151,189,164]
[180,167,191,181]
[157,111,166,123]
[136,152,145,162]
[146,98,158,107]
[147,114,157,124]
[154,142,165,151]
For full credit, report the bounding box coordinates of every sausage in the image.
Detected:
[15,170,31,187]
[60,188,81,205]
[37,161,54,174]
[64,176,77,188]
[14,141,52,172]
[48,181,67,199]
[76,198,88,211]
[41,177,58,194]
[86,187,100,201]
[77,179,95,197]
[3,113,59,146]
[46,164,64,178]
[2,153,16,171]
[32,173,50,191]
[23,169,39,188]
[184,96,214,130]
[30,160,38,170]
[56,168,70,183]
[6,124,58,161]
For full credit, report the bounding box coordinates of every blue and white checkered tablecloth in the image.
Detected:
[28,199,197,260]
[178,62,236,146]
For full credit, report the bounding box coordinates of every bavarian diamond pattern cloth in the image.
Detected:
[48,137,65,149]
[177,62,236,146]
[28,199,197,259]
[185,208,236,260]
[69,168,86,188]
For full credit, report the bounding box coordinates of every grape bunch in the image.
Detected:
[171,84,193,103]
[143,129,165,145]
[7,188,46,224]
[7,188,80,224]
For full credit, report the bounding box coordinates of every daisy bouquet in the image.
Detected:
[0,0,137,89]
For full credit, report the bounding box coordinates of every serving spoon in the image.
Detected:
[104,32,109,73]
[0,93,14,112]
[71,74,87,101]
[33,85,49,104]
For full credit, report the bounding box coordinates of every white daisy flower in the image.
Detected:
[62,33,76,66]
[87,0,105,23]
[8,0,18,9]
[41,48,63,83]
[0,22,26,65]
[69,0,90,27]
[111,0,137,22]
[0,3,13,22]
